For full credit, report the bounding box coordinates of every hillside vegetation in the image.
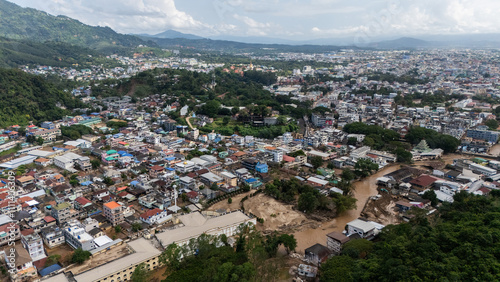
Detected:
[0,68,84,127]
[0,37,122,68]
[320,191,500,281]
[0,0,147,51]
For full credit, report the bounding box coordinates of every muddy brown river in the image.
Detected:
[292,165,400,253]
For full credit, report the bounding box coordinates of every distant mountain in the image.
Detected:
[0,0,149,52]
[150,30,203,40]
[366,37,431,49]
[209,35,298,45]
[145,37,359,54]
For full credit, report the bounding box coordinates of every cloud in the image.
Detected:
[9,0,500,39]
[10,0,205,34]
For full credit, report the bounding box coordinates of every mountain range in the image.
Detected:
[0,0,149,52]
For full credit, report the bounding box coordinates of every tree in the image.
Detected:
[485,119,499,131]
[91,159,101,170]
[332,194,357,214]
[200,100,221,118]
[103,177,114,186]
[354,159,379,178]
[131,263,151,282]
[342,239,373,259]
[71,248,91,264]
[45,254,61,267]
[310,156,324,169]
[327,162,335,169]
[395,148,413,164]
[347,137,358,146]
[69,179,79,187]
[36,137,44,145]
[279,234,297,254]
[298,192,319,213]
[115,225,122,233]
[228,198,232,204]
[422,190,438,206]
[341,168,356,181]
[320,255,355,282]
[132,222,143,232]
[222,116,230,125]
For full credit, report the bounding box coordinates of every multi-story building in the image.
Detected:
[103,201,125,226]
[21,231,45,261]
[63,220,96,251]
[326,231,350,254]
[200,172,224,187]
[220,171,238,187]
[466,129,500,143]
[311,113,335,128]
[40,226,65,248]
[28,128,61,142]
[51,202,73,225]
[139,208,172,225]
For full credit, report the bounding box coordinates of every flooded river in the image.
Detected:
[489,144,500,157]
[292,165,400,253]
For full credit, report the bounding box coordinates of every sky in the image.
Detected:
[8,0,500,41]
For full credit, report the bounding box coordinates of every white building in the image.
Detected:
[63,220,96,251]
[54,152,89,171]
[139,208,172,225]
[21,232,46,261]
[175,161,195,173]
[156,211,256,248]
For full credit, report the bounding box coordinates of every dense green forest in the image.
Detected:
[343,122,459,154]
[0,68,84,127]
[0,37,122,68]
[160,226,297,281]
[405,126,460,153]
[320,192,500,281]
[0,0,149,52]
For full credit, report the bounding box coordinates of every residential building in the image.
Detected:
[40,226,65,248]
[21,231,45,261]
[51,202,75,225]
[139,208,172,225]
[103,201,125,226]
[220,171,238,187]
[63,219,96,251]
[326,231,350,254]
[305,243,332,266]
[466,129,500,143]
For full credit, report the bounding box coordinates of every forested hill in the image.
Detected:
[0,37,117,68]
[0,68,84,127]
[0,0,148,52]
[320,191,500,281]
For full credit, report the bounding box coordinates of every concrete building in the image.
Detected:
[156,211,256,248]
[139,208,171,225]
[175,161,195,173]
[326,231,350,254]
[72,239,161,282]
[21,232,46,261]
[103,201,125,226]
[63,220,96,251]
[220,171,238,187]
[51,202,74,225]
[41,226,65,248]
[466,129,500,143]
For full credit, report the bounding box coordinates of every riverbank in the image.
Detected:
[292,164,401,253]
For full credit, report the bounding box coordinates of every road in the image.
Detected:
[185,114,194,130]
